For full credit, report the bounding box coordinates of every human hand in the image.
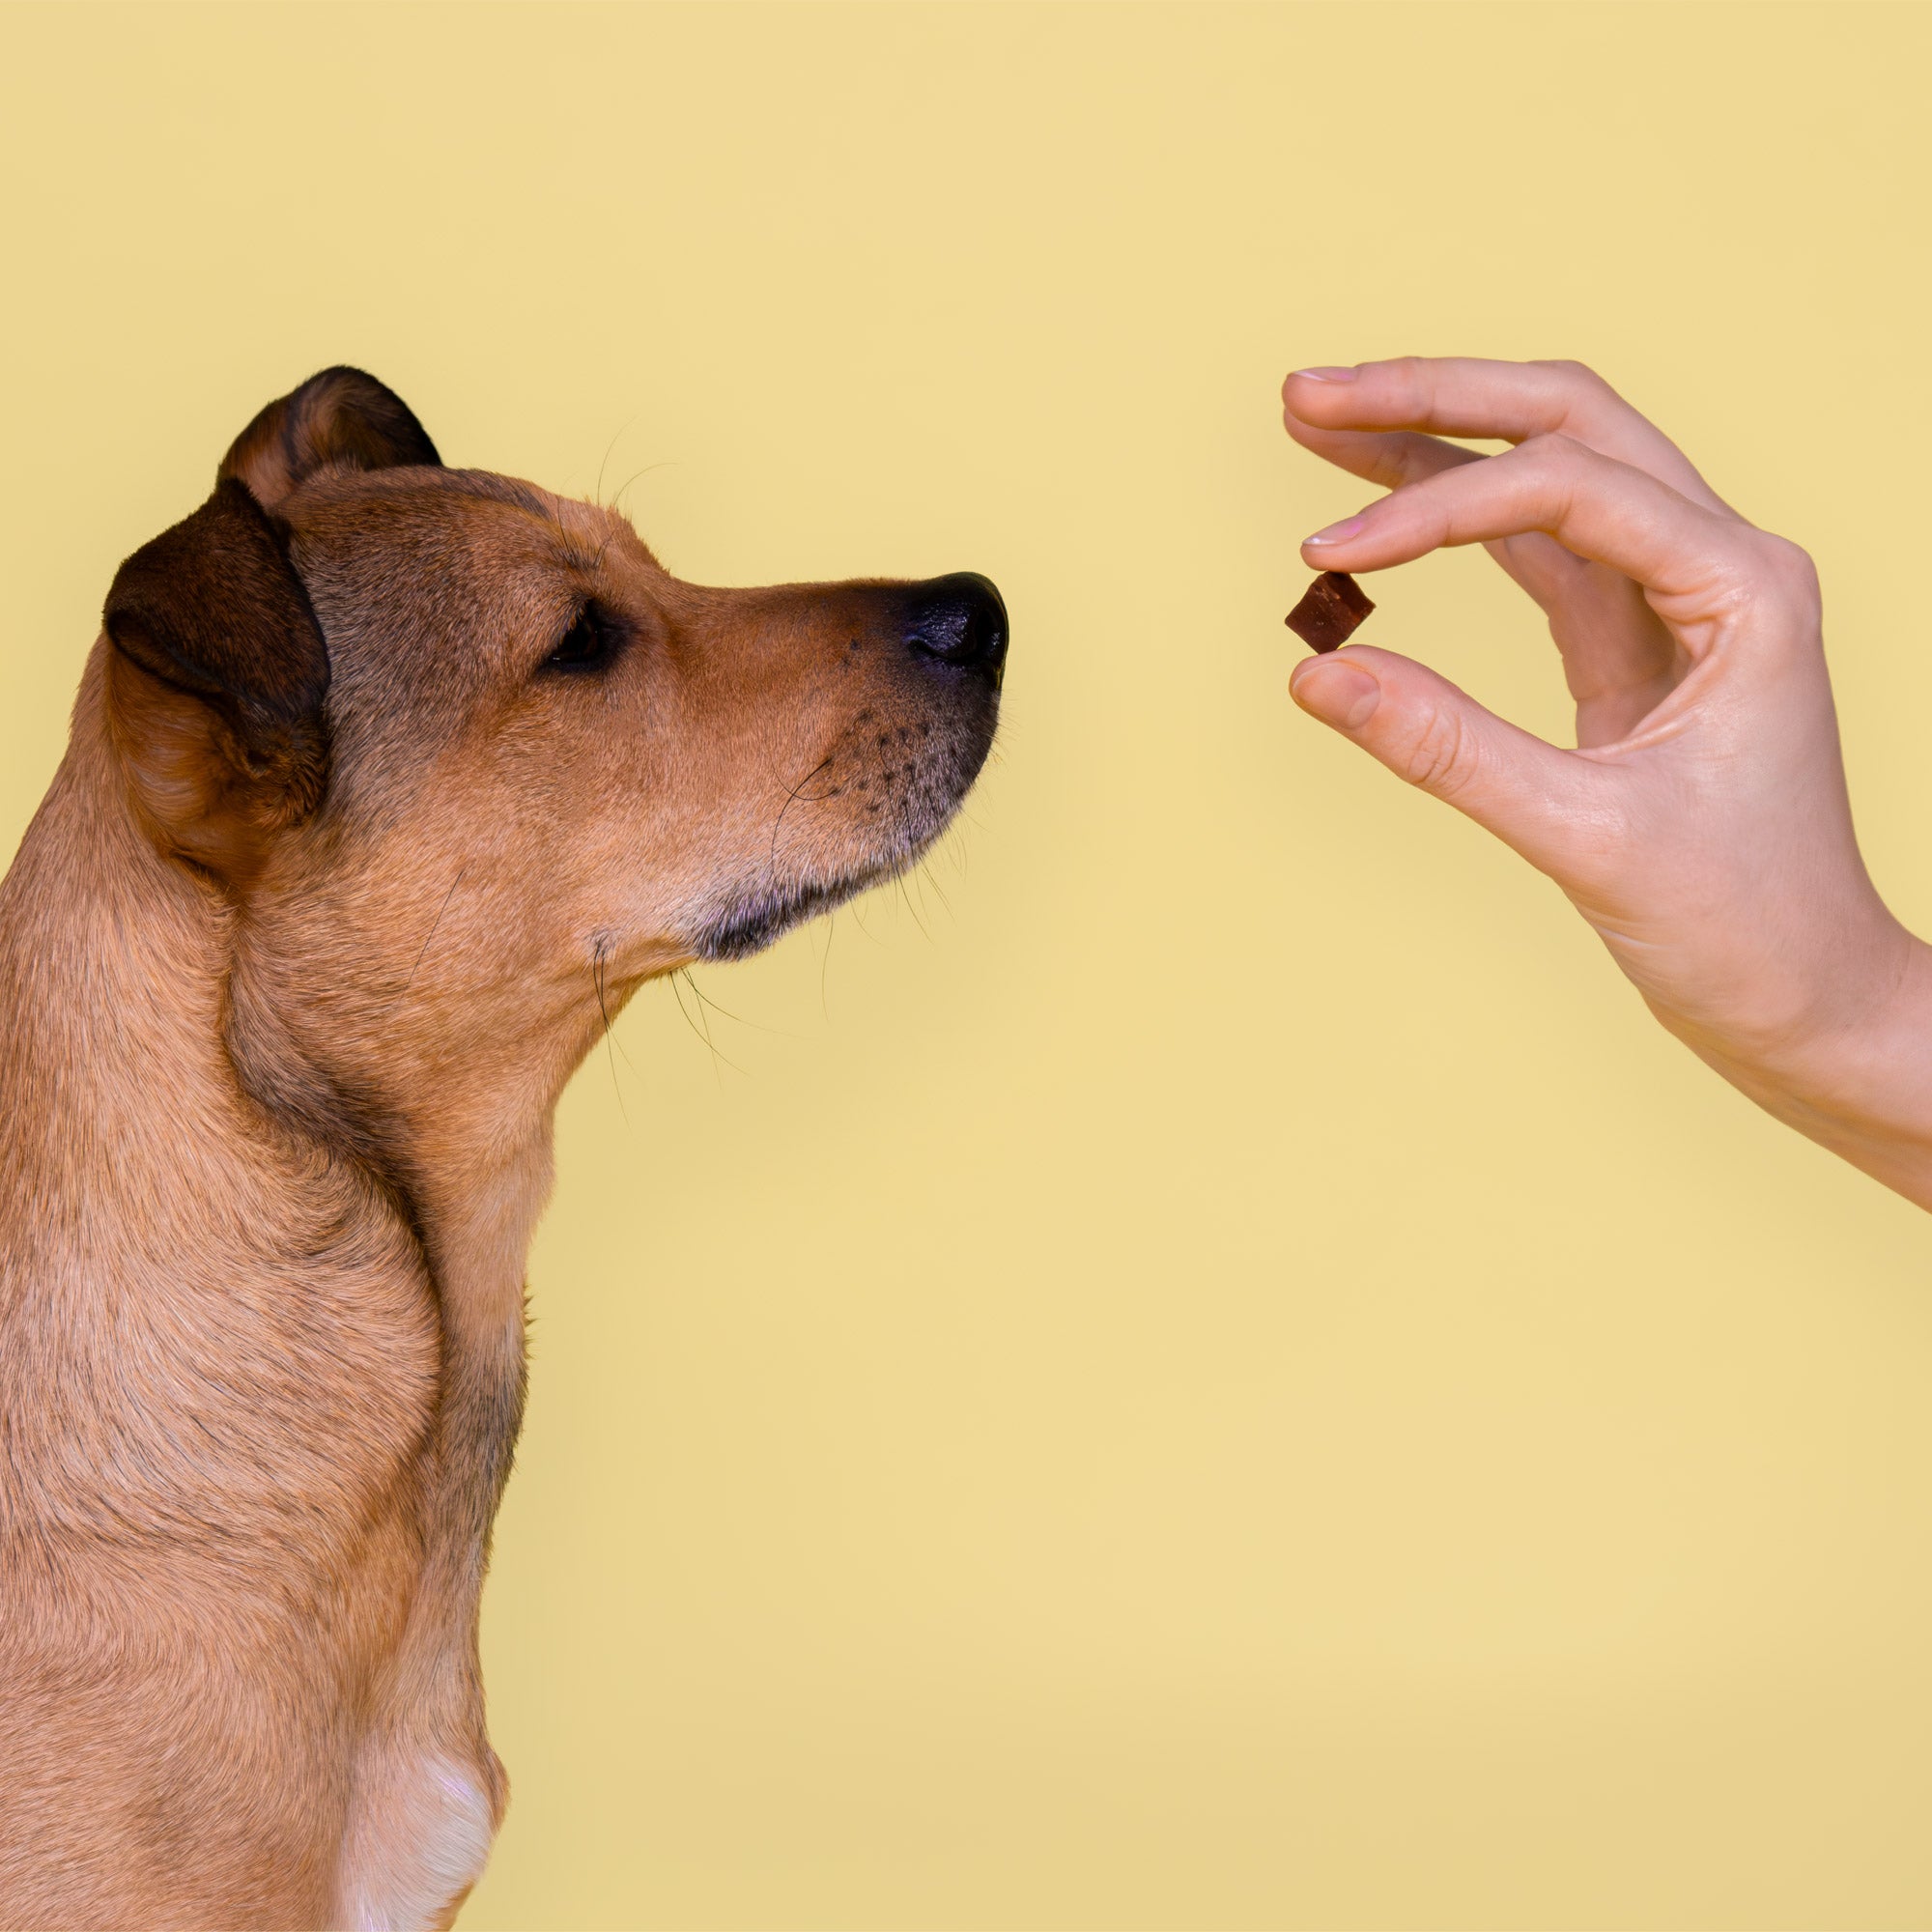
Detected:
[1281,356,1932,1206]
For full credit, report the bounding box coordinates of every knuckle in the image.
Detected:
[1386,354,1434,407]
[1743,531,1824,622]
[1518,429,1587,466]
[1508,436,1591,521]
[1537,356,1610,393]
[1755,530,1820,593]
[1398,707,1478,798]
[1533,359,1634,444]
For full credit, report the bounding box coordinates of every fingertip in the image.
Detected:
[1301,513,1370,554]
[1283,365,1360,423]
[1290,652,1381,731]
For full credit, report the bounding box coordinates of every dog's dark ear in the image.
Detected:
[102,477,330,886]
[218,365,440,511]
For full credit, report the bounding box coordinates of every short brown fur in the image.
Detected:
[0,370,1003,1929]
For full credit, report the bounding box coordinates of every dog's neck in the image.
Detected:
[225,913,555,1554]
[1,657,549,1660]
[2,656,555,1906]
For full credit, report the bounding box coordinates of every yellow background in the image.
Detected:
[4,4,1932,1925]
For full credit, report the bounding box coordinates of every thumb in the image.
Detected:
[1288,643,1610,881]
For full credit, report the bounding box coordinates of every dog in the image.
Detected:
[0,368,1006,1930]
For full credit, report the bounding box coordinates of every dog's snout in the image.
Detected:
[904,573,1008,686]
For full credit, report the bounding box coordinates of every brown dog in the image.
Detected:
[0,369,1006,1930]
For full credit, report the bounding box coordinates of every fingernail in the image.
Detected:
[1303,514,1367,548]
[1292,365,1359,383]
[1291,657,1380,731]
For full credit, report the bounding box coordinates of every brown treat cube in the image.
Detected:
[1285,571,1375,653]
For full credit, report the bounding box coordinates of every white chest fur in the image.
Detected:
[335,1749,497,1932]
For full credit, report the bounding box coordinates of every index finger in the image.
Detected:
[1283,357,1735,517]
[1298,433,1775,625]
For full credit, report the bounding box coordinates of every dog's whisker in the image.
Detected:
[892,867,932,945]
[682,967,725,1085]
[767,755,836,873]
[670,966,743,1081]
[611,460,674,517]
[918,859,954,921]
[683,974,787,1038]
[818,911,837,1020]
[593,414,641,508]
[394,864,467,1012]
[591,939,630,1126]
[892,791,939,942]
[668,968,719,1085]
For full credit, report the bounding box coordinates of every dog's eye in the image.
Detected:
[544,602,621,674]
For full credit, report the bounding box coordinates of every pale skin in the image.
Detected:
[1282,355,1932,1211]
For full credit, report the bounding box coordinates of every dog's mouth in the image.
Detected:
[690,709,997,963]
[692,869,889,963]
[689,776,966,963]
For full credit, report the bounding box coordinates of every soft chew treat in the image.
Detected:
[1285,571,1375,653]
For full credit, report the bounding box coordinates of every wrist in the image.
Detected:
[1672,919,1932,1206]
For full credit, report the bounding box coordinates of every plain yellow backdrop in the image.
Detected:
[5,3,1932,1925]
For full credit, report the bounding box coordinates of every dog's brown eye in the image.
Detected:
[544,602,621,674]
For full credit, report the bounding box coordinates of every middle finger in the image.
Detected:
[1285,356,1735,516]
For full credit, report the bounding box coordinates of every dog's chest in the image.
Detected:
[336,1745,497,1932]
[4,1179,442,1566]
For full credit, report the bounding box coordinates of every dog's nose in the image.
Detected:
[904,573,1008,686]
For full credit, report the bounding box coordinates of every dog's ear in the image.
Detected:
[102,477,330,887]
[218,365,440,511]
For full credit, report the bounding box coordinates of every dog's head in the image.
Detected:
[99,368,1005,1127]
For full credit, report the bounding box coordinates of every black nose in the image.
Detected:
[904,572,1008,686]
